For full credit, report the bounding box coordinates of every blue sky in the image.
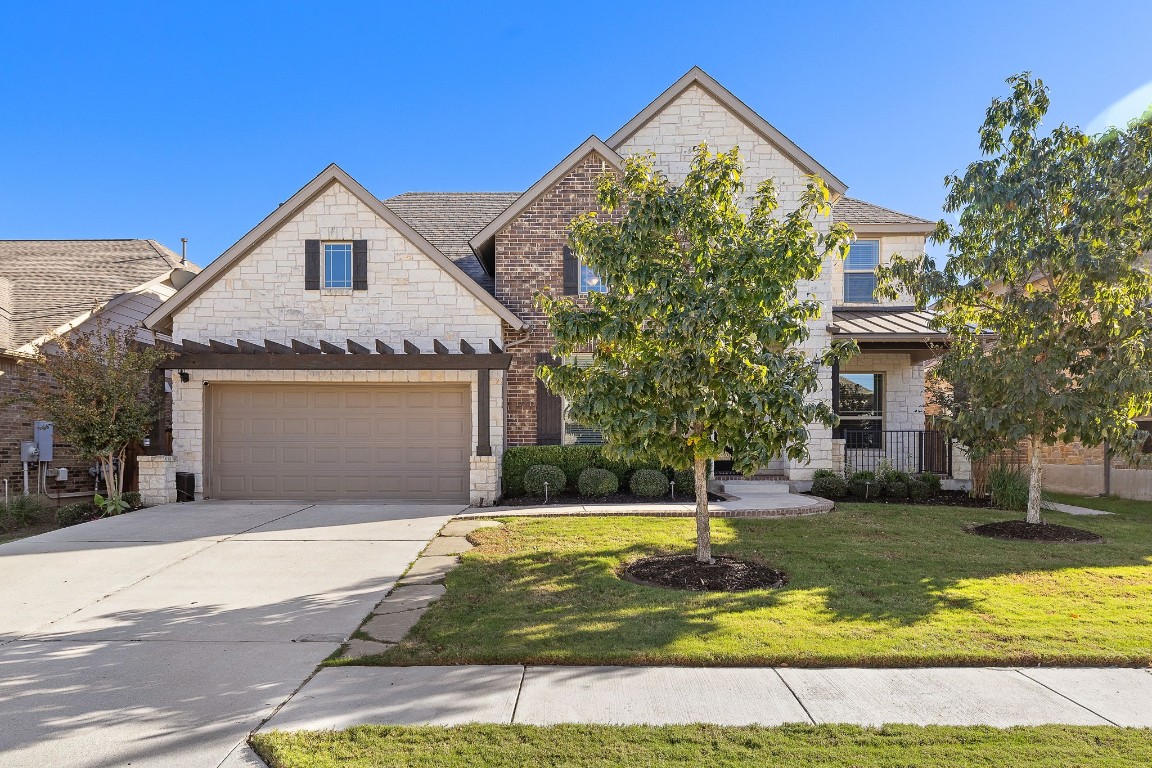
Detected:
[1,1,1150,266]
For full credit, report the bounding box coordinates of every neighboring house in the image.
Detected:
[145,67,952,505]
[0,240,196,500]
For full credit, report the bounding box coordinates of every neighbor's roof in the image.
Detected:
[0,239,183,347]
[831,306,946,340]
[832,198,936,233]
[384,191,520,293]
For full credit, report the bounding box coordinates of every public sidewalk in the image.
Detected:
[260,664,1152,732]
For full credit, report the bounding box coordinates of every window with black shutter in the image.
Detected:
[535,352,562,445]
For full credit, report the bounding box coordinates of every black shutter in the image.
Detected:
[562,246,579,295]
[535,352,563,445]
[304,240,321,290]
[352,240,368,290]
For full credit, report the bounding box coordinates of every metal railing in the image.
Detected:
[842,429,952,476]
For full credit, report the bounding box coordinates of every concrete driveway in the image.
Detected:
[0,500,462,768]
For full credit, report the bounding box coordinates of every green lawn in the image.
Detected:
[1046,492,1152,516]
[342,502,1152,667]
[251,724,1152,768]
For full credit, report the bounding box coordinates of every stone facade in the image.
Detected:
[137,455,176,506]
[1039,439,1152,500]
[170,368,504,504]
[172,183,504,351]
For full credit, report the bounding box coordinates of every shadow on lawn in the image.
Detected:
[378,506,1152,665]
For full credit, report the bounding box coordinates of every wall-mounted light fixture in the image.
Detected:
[178,370,190,383]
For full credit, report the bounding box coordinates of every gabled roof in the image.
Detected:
[384,192,520,293]
[0,239,184,348]
[833,197,936,234]
[606,66,849,196]
[145,164,525,332]
[467,136,623,255]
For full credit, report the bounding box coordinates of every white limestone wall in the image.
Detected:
[830,234,925,307]
[137,455,176,506]
[619,83,841,482]
[841,352,926,431]
[171,368,504,504]
[171,182,503,350]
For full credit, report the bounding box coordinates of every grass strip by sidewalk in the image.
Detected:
[333,502,1152,668]
[1046,492,1151,515]
[251,724,1152,768]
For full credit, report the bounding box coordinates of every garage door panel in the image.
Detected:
[209,383,470,501]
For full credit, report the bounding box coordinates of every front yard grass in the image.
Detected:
[343,502,1152,668]
[1046,492,1151,516]
[251,724,1152,768]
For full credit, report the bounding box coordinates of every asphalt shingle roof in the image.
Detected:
[0,240,182,347]
[383,192,521,294]
[832,197,935,226]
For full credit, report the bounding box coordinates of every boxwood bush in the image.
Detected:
[810,473,848,499]
[917,472,943,494]
[630,469,670,498]
[523,464,567,497]
[847,470,878,499]
[501,445,660,496]
[56,500,98,527]
[577,467,619,497]
[671,469,696,495]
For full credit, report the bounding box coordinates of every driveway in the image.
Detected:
[0,500,462,768]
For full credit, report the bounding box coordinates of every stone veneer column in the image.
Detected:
[137,455,177,506]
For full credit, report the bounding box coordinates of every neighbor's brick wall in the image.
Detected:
[496,152,615,446]
[172,182,503,350]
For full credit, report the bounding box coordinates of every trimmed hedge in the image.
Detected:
[524,464,566,497]
[577,468,619,497]
[56,500,98,527]
[811,474,848,499]
[630,469,670,498]
[501,445,660,496]
[671,469,696,495]
[847,471,878,499]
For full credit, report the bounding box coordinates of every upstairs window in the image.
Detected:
[844,239,880,303]
[579,262,606,294]
[323,243,353,289]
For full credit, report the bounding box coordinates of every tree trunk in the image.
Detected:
[1026,437,1043,525]
[694,456,711,564]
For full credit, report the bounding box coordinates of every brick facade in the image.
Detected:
[495,152,615,446]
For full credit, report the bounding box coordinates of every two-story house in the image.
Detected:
[144,68,947,505]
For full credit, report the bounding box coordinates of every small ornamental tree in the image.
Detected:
[537,146,855,563]
[879,74,1152,524]
[18,319,170,515]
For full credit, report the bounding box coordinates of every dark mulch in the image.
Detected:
[968,520,1103,543]
[622,554,787,592]
[499,491,724,507]
[808,490,997,509]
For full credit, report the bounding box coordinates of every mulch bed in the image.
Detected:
[967,520,1103,543]
[809,490,998,509]
[622,554,787,592]
[499,491,725,507]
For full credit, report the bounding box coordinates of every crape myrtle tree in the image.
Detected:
[537,146,855,563]
[19,319,170,515]
[879,74,1152,524]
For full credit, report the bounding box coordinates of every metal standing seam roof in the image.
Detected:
[383,192,521,294]
[831,307,946,339]
[0,239,183,348]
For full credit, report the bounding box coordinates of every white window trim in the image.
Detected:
[578,260,606,295]
[323,241,354,290]
[844,239,880,304]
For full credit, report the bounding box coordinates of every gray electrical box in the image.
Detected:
[20,440,39,463]
[33,420,53,462]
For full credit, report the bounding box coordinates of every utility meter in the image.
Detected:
[20,441,38,463]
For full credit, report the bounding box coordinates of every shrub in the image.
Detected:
[812,468,839,480]
[907,479,931,502]
[917,472,943,494]
[123,491,143,510]
[630,469,670,498]
[810,474,848,499]
[847,471,878,499]
[577,467,619,497]
[501,445,662,496]
[56,500,98,527]
[523,464,567,498]
[0,494,50,529]
[671,469,696,495]
[876,465,913,498]
[988,464,1029,511]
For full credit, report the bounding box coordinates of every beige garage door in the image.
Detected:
[207,384,470,501]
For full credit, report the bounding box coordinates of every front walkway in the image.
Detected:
[463,480,832,518]
[262,664,1152,730]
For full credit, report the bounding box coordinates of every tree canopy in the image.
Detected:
[538,146,854,560]
[879,73,1152,522]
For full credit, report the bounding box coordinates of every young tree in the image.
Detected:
[18,319,170,515]
[538,146,854,563]
[880,74,1152,523]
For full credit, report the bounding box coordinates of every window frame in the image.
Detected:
[835,372,884,445]
[561,352,604,444]
[844,239,881,304]
[578,261,607,295]
[322,241,354,290]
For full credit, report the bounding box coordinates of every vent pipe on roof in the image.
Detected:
[180,238,188,266]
